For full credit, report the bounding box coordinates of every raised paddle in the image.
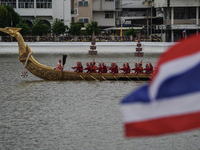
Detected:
[62,55,67,69]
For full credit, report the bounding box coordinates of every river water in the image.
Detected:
[0,42,200,150]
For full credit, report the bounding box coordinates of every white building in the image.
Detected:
[92,0,121,28]
[154,0,200,42]
[0,0,71,27]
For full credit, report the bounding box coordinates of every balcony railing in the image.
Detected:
[164,19,196,25]
[71,9,77,15]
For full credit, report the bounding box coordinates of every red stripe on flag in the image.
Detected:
[152,34,200,82]
[124,111,200,137]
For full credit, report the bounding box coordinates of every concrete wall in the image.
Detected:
[93,0,115,11]
[93,12,115,26]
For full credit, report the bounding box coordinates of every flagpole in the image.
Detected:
[120,21,122,41]
[185,29,187,39]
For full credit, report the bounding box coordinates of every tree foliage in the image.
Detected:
[51,18,68,36]
[0,5,11,28]
[5,5,22,27]
[142,0,153,5]
[85,21,100,35]
[31,19,50,36]
[124,27,137,37]
[68,22,82,36]
[15,21,30,36]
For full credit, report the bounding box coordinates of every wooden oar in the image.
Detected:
[99,73,107,81]
[145,73,152,80]
[131,71,140,81]
[119,70,132,81]
[111,72,118,81]
[87,73,99,81]
[77,72,86,81]
[72,68,86,81]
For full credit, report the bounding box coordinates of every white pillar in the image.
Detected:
[34,0,36,18]
[171,7,174,25]
[16,0,18,10]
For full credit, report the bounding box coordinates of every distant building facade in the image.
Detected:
[0,0,71,27]
[71,0,93,26]
[154,0,200,42]
[117,0,163,40]
[71,0,122,29]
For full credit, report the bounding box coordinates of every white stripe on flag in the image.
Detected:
[122,91,200,123]
[149,51,200,100]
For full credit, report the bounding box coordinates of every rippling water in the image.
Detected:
[0,42,200,150]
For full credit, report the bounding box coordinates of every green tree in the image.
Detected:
[15,21,30,36]
[85,21,100,35]
[51,18,68,36]
[142,0,153,5]
[68,22,82,36]
[5,5,22,27]
[31,19,50,36]
[0,5,11,28]
[124,27,137,37]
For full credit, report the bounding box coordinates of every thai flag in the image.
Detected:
[121,34,200,137]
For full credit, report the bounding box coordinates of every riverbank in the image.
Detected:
[0,41,175,54]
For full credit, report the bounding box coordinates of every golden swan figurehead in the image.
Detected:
[0,27,28,57]
[0,27,22,37]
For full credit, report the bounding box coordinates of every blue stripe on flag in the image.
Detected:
[121,84,150,104]
[156,63,200,100]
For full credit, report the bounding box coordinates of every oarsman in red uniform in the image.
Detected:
[102,62,107,73]
[149,63,154,73]
[113,63,118,73]
[84,62,92,73]
[90,62,93,68]
[109,62,115,73]
[91,61,97,73]
[144,63,150,74]
[120,63,127,73]
[126,62,131,73]
[72,62,83,73]
[138,63,144,73]
[71,62,79,72]
[132,63,139,74]
[97,63,103,73]
[57,59,63,71]
[78,62,83,72]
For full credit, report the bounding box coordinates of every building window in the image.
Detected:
[0,0,16,8]
[36,0,52,8]
[78,0,89,6]
[18,0,34,8]
[105,11,114,18]
[79,18,89,23]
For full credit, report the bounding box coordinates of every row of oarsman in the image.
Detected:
[55,59,153,74]
[70,61,154,74]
